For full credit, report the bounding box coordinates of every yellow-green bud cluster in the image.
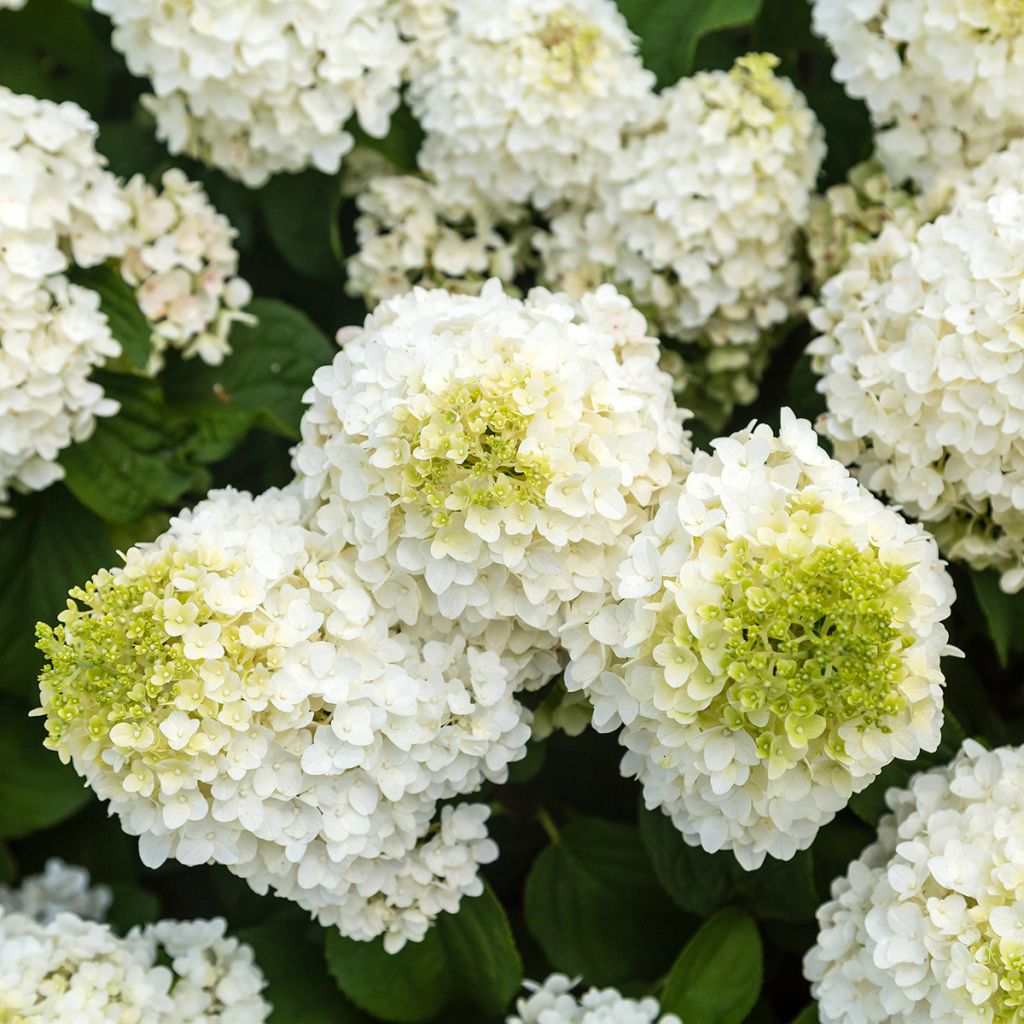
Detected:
[396,379,554,527]
[537,11,602,84]
[652,538,913,771]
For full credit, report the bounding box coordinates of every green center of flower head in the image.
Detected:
[652,519,915,769]
[962,0,1024,34]
[394,379,555,529]
[729,52,788,116]
[537,11,602,84]
[970,932,1024,1020]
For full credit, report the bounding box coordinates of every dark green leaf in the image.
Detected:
[351,105,425,176]
[0,486,116,696]
[524,817,688,985]
[106,882,161,932]
[70,264,153,370]
[849,712,968,826]
[0,844,16,884]
[261,170,343,278]
[791,1005,820,1024]
[244,916,370,1024]
[661,908,763,1024]
[616,0,763,87]
[59,373,204,525]
[163,300,334,452]
[972,569,1018,667]
[639,804,818,921]
[326,884,521,1023]
[0,696,91,838]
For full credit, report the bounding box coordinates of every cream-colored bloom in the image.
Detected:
[0,859,112,925]
[806,740,1024,1024]
[508,975,682,1024]
[812,140,1024,592]
[564,410,956,868]
[294,281,690,634]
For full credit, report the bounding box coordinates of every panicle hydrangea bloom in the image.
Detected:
[812,0,1024,186]
[408,0,656,210]
[0,0,27,9]
[120,169,253,368]
[534,54,824,415]
[507,975,682,1024]
[293,280,691,634]
[36,486,555,950]
[563,410,956,868]
[805,740,1024,1024]
[93,0,408,187]
[811,139,1024,592]
[346,173,528,309]
[0,908,270,1023]
[0,859,112,924]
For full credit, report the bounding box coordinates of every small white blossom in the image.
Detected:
[94,0,408,186]
[806,740,1024,1024]
[293,281,690,634]
[812,140,1024,592]
[563,410,956,868]
[508,975,682,1024]
[0,859,112,924]
[812,0,1024,186]
[408,0,656,210]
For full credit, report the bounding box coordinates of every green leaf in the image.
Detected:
[59,373,205,525]
[972,569,1018,667]
[0,844,16,884]
[791,1005,820,1024]
[524,817,688,986]
[0,696,91,838]
[326,884,521,1023]
[0,486,116,696]
[69,265,153,371]
[849,712,968,826]
[106,882,161,932]
[639,805,818,921]
[244,916,370,1024]
[261,170,343,278]
[351,105,425,176]
[616,0,763,87]
[661,908,763,1024]
[163,300,334,454]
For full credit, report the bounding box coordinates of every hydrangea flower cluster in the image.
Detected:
[346,173,528,308]
[408,0,656,211]
[0,909,270,1023]
[563,410,956,868]
[120,169,254,368]
[36,485,555,950]
[812,0,1024,186]
[0,87,251,505]
[811,140,1024,592]
[0,858,112,924]
[507,975,682,1024]
[805,740,1024,1024]
[535,54,825,416]
[93,0,408,187]
[293,281,691,634]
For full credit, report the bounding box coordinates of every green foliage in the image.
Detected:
[661,908,764,1024]
[326,885,521,1022]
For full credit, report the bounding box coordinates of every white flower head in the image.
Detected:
[408,0,656,210]
[0,859,112,925]
[508,975,682,1024]
[93,0,409,186]
[294,280,691,634]
[535,53,825,357]
[563,410,956,868]
[812,0,1024,186]
[36,486,554,950]
[806,740,1024,1024]
[812,140,1024,593]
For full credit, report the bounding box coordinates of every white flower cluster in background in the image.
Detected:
[0,858,112,924]
[812,0,1024,187]
[564,410,956,868]
[0,87,252,506]
[507,975,682,1024]
[811,139,1024,592]
[294,281,691,634]
[805,740,1024,1024]
[36,486,556,951]
[93,0,407,187]
[0,0,28,10]
[409,0,656,211]
[0,865,269,1024]
[120,169,254,368]
[346,173,528,309]
[535,54,824,414]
